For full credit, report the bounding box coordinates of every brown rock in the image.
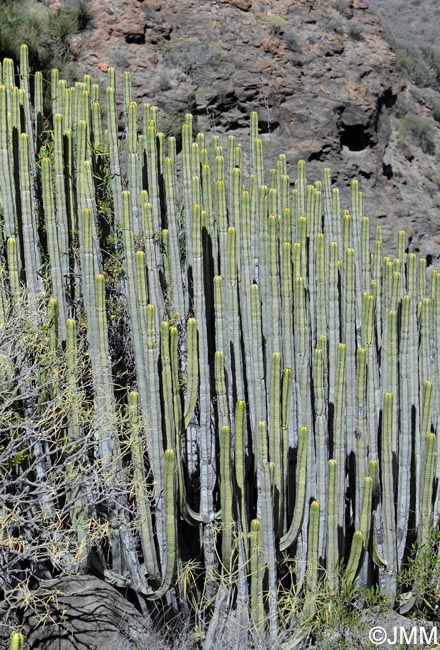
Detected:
[23,576,166,650]
[218,0,252,10]
[67,0,440,265]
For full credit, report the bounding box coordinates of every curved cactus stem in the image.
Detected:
[128,391,160,584]
[344,531,363,585]
[145,449,177,600]
[303,500,320,620]
[280,426,308,551]
[184,317,198,428]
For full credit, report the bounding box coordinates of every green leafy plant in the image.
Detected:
[398,527,440,621]
[398,113,436,154]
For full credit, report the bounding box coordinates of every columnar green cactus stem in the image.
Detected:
[213,276,227,369]
[326,459,338,590]
[250,283,267,437]
[93,273,119,467]
[231,167,241,263]
[313,347,327,555]
[342,211,352,252]
[216,180,228,273]
[2,58,14,99]
[164,157,184,316]
[294,276,310,431]
[281,367,292,509]
[65,317,88,565]
[297,216,307,280]
[355,348,367,529]
[280,243,296,443]
[269,352,282,530]
[344,531,363,585]
[9,631,24,650]
[250,111,258,179]
[184,317,198,428]
[7,237,20,300]
[234,399,248,549]
[295,160,306,216]
[91,102,102,150]
[140,194,165,315]
[419,298,431,386]
[34,70,43,151]
[128,391,160,583]
[143,303,165,546]
[256,419,278,638]
[126,102,141,234]
[191,173,201,207]
[160,321,175,451]
[359,476,373,550]
[418,257,427,306]
[250,519,264,635]
[53,114,70,285]
[19,45,34,163]
[381,392,397,597]
[226,226,245,401]
[315,233,327,340]
[162,230,171,303]
[420,432,436,547]
[169,324,182,432]
[220,424,234,568]
[239,189,253,355]
[19,132,42,295]
[106,85,122,231]
[257,184,268,281]
[333,343,346,532]
[51,68,60,114]
[397,297,415,566]
[361,216,371,294]
[304,500,320,620]
[147,449,177,600]
[192,203,215,522]
[342,248,356,454]
[191,141,200,179]
[215,350,229,432]
[419,380,433,512]
[41,157,67,339]
[267,215,281,359]
[280,426,308,551]
[328,241,340,406]
[0,265,8,322]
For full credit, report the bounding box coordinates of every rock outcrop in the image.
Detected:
[22,575,168,650]
[66,0,440,265]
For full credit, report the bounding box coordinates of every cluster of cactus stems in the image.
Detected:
[1,44,440,643]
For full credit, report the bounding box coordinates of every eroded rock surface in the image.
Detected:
[66,0,440,263]
[23,575,166,650]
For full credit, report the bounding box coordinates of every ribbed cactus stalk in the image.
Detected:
[9,632,24,650]
[303,500,320,620]
[381,392,397,597]
[250,519,264,635]
[128,391,160,583]
[326,459,338,590]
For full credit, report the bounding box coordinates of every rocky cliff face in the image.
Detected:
[66,0,439,264]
